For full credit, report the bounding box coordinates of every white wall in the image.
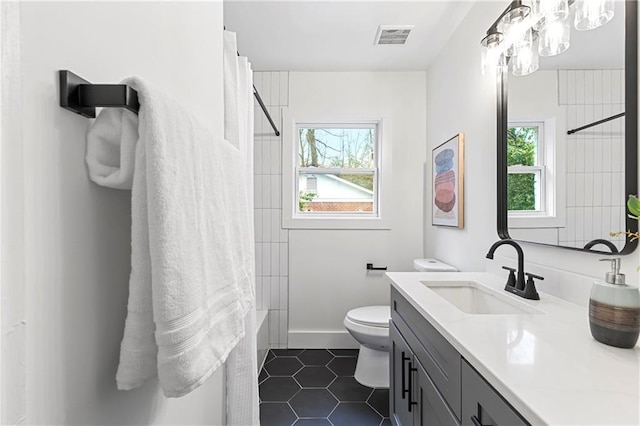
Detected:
[425,2,503,273]
[425,2,640,292]
[9,2,226,424]
[1,2,26,423]
[287,72,426,347]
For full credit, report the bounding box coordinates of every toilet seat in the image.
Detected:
[346,306,390,328]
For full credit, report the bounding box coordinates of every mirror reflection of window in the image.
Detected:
[507,123,545,213]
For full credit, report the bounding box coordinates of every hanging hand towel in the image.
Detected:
[86,77,248,397]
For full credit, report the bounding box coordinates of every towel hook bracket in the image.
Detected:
[59,70,96,118]
[59,70,140,118]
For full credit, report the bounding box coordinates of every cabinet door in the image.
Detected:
[461,360,529,426]
[392,287,461,418]
[390,323,414,426]
[415,360,460,426]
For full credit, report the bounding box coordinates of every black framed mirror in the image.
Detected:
[497,0,638,255]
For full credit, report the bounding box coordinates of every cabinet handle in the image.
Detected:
[407,362,418,412]
[470,415,483,426]
[401,352,410,399]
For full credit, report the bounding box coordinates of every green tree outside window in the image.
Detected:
[507,126,538,211]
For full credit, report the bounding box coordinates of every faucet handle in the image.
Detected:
[501,266,517,289]
[523,272,542,300]
[525,272,544,281]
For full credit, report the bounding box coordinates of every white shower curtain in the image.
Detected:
[224,30,260,426]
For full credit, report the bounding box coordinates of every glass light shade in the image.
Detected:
[501,2,531,30]
[574,0,614,31]
[500,2,531,57]
[511,31,539,76]
[531,0,569,30]
[501,22,527,57]
[481,46,504,75]
[523,0,544,30]
[481,31,504,75]
[538,19,570,56]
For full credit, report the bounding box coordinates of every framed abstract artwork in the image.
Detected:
[432,133,464,228]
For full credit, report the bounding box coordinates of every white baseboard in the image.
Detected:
[288,330,359,349]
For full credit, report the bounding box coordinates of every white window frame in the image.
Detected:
[282,109,392,229]
[507,121,547,216]
[508,117,566,229]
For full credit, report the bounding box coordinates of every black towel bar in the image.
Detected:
[59,70,139,119]
[366,263,388,271]
[58,69,281,137]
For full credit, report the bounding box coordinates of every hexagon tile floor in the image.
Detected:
[259,349,390,426]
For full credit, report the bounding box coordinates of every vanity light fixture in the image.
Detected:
[481,0,615,77]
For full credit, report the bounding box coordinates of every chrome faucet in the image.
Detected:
[486,239,541,300]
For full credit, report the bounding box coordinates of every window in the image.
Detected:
[506,117,566,230]
[296,124,377,215]
[507,122,546,215]
[282,115,391,229]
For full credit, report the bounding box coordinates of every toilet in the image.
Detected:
[343,258,457,388]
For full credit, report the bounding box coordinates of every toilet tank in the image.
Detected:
[413,258,457,272]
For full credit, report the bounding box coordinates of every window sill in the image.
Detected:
[282,215,391,230]
[508,214,565,229]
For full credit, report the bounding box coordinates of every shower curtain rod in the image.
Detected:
[252,84,280,136]
[234,50,281,137]
[58,69,281,137]
[567,112,625,135]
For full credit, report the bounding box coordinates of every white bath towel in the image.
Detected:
[86,77,249,397]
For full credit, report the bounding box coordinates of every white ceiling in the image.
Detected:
[223,1,476,71]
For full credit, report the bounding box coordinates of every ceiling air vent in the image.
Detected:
[374,25,414,45]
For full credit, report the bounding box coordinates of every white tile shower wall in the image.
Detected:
[254,71,289,348]
[558,69,626,250]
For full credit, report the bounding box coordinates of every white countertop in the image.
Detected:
[387,271,640,426]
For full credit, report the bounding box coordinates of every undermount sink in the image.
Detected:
[421,280,544,315]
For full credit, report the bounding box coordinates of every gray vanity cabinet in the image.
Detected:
[390,287,461,426]
[461,360,529,426]
[390,323,458,426]
[390,288,530,426]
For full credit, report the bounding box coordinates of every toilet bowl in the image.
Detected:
[344,306,391,388]
[344,258,456,388]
